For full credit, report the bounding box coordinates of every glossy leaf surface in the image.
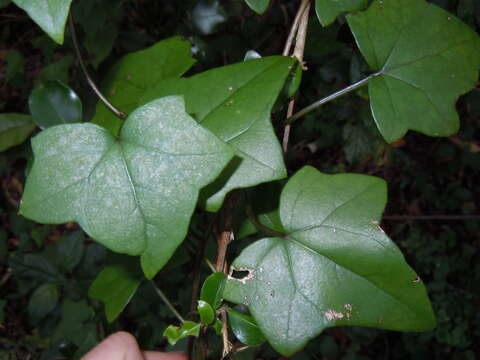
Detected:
[347,0,480,142]
[0,113,36,152]
[89,256,142,322]
[315,0,367,26]
[228,309,266,346]
[12,0,72,44]
[92,37,195,135]
[224,166,436,356]
[141,56,294,211]
[29,81,82,129]
[200,272,227,309]
[20,96,233,278]
[245,0,270,14]
[197,300,215,325]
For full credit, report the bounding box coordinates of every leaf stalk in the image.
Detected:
[68,13,128,120]
[286,74,376,125]
[150,281,185,323]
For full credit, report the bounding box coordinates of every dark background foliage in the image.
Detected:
[0,0,479,359]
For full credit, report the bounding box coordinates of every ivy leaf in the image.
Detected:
[347,0,480,143]
[89,256,142,323]
[29,81,82,129]
[224,166,436,356]
[0,114,36,152]
[12,0,72,44]
[92,37,196,136]
[244,0,270,14]
[315,0,367,26]
[20,96,234,278]
[228,308,266,346]
[141,56,295,211]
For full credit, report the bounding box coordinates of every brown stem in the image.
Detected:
[282,0,311,153]
[215,197,235,273]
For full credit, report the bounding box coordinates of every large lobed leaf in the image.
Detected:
[12,0,72,44]
[92,37,196,136]
[347,0,480,142]
[224,166,436,356]
[141,56,295,211]
[20,96,233,278]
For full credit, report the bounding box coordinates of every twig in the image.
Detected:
[282,0,311,153]
[150,281,185,323]
[282,0,310,57]
[68,13,128,120]
[383,215,480,221]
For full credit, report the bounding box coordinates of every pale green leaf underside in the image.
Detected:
[140,56,294,211]
[92,37,196,136]
[347,0,480,143]
[12,0,72,44]
[224,166,436,356]
[0,113,36,152]
[20,96,233,278]
[315,0,367,26]
[245,0,270,14]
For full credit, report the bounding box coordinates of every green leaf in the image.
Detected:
[92,37,195,135]
[200,272,227,309]
[12,0,73,44]
[347,0,480,142]
[224,166,436,356]
[0,114,36,152]
[163,321,202,346]
[197,300,215,325]
[55,230,85,272]
[28,283,59,323]
[315,0,367,26]
[20,96,234,278]
[89,256,142,322]
[244,0,270,14]
[29,81,82,129]
[228,308,266,346]
[52,300,95,346]
[4,50,25,83]
[141,56,294,211]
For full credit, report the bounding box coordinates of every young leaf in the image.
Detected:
[92,37,196,135]
[163,321,202,346]
[89,256,142,323]
[20,96,234,278]
[347,0,480,142]
[244,0,270,14]
[200,272,227,309]
[228,308,266,346]
[12,0,73,44]
[315,0,367,26]
[141,56,295,211]
[197,300,215,325]
[0,114,36,152]
[224,166,436,356]
[29,81,82,129]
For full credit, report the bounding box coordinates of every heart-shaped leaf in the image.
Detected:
[315,0,367,26]
[29,81,82,129]
[12,0,72,44]
[20,96,234,278]
[141,56,295,211]
[92,37,196,136]
[224,166,436,356]
[244,0,270,14]
[347,0,480,142]
[0,113,36,152]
